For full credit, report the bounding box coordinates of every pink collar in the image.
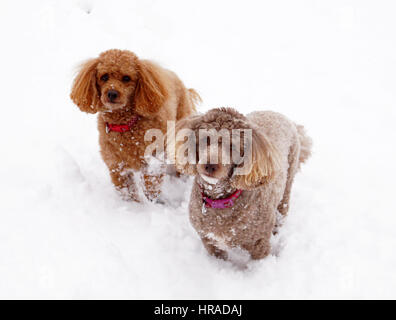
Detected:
[202,189,242,209]
[105,115,139,133]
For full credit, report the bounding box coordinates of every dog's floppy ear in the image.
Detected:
[231,127,280,190]
[134,60,168,117]
[166,114,202,175]
[70,58,100,113]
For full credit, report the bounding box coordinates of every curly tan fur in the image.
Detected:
[70,49,199,201]
[174,108,312,260]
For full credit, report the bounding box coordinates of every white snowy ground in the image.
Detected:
[0,0,396,299]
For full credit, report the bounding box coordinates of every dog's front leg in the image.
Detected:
[109,165,140,202]
[141,169,164,202]
[201,237,228,260]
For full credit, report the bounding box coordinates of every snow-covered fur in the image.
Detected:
[174,108,312,260]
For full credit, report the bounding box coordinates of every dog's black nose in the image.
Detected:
[205,164,218,174]
[107,90,119,102]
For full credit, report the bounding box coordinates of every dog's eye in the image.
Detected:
[100,74,109,82]
[122,75,131,83]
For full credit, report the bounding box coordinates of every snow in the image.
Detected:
[1,0,396,299]
[200,174,219,185]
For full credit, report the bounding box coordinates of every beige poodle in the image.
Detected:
[172,108,312,260]
[70,49,200,202]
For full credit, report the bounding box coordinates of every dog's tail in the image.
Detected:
[296,124,312,165]
[188,88,202,111]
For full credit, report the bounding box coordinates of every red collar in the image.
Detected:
[202,189,243,209]
[105,115,140,133]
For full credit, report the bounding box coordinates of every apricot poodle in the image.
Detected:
[70,49,200,201]
[172,108,312,260]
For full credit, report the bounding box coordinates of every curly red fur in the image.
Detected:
[70,58,100,113]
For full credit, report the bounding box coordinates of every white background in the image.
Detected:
[0,0,395,298]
